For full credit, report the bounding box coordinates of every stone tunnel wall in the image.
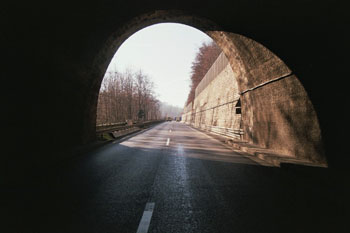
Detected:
[212,33,326,165]
[182,52,242,139]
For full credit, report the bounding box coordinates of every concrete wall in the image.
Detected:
[182,102,193,124]
[183,53,242,137]
[193,64,241,130]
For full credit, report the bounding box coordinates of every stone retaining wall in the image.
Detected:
[182,53,242,138]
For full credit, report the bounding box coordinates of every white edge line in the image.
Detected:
[136,202,155,233]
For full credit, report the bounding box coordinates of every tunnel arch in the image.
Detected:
[88,10,326,166]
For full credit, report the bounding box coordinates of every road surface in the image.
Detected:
[1,122,347,232]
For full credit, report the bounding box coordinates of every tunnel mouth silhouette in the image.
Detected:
[90,10,327,168]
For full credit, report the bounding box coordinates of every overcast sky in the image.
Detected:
[104,23,213,108]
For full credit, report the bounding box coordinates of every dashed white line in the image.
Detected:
[136,202,155,233]
[166,138,170,146]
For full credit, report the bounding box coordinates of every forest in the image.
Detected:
[96,70,161,125]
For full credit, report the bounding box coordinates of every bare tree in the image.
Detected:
[96,69,161,125]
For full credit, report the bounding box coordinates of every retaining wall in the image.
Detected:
[182,53,242,139]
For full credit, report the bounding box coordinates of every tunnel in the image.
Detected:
[2,1,349,232]
[2,1,348,181]
[0,1,347,184]
[4,0,347,175]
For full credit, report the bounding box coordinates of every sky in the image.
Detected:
[104,23,213,108]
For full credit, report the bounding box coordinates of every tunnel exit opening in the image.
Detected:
[91,10,326,168]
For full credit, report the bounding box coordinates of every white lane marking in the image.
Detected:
[166,138,170,146]
[169,129,172,132]
[136,202,155,233]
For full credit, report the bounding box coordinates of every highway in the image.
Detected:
[1,122,347,233]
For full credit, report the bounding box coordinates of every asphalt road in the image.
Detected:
[1,122,348,232]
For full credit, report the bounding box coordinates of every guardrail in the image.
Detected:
[96,120,165,134]
[198,124,244,140]
[96,122,127,132]
[210,126,243,140]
